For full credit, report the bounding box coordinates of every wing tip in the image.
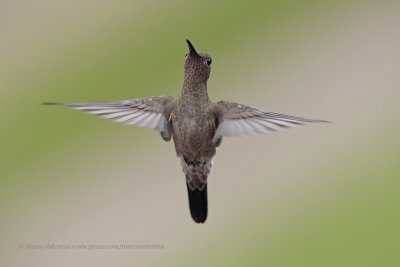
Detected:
[41,102,59,105]
[41,102,70,107]
[314,119,332,123]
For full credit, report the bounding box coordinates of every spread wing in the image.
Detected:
[213,101,328,144]
[43,96,176,141]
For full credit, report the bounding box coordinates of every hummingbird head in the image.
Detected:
[184,39,212,84]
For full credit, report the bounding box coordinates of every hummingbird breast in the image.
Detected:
[171,101,217,160]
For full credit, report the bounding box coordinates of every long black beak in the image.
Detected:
[186,39,199,57]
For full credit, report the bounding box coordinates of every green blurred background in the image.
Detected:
[1,0,399,266]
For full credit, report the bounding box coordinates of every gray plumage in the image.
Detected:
[43,40,328,223]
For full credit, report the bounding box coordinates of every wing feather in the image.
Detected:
[213,101,328,144]
[43,96,175,138]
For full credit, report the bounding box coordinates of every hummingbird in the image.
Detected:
[43,40,327,223]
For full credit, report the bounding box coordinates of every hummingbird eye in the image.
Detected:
[206,58,212,66]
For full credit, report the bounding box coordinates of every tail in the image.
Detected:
[187,184,208,223]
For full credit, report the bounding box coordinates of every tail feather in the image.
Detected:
[187,184,208,223]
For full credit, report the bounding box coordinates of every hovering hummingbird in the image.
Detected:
[43,40,327,223]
